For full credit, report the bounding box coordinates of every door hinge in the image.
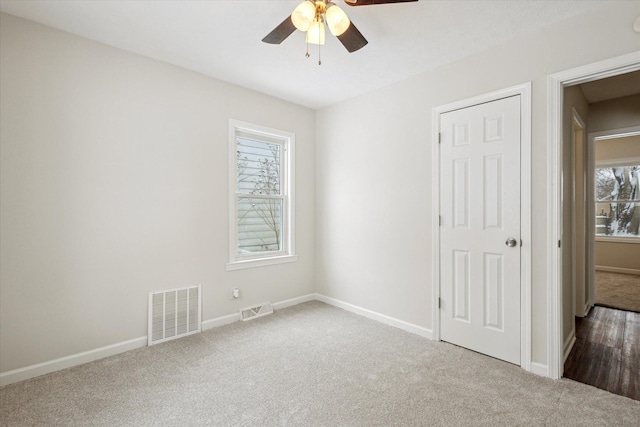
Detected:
[520,239,523,247]
[558,240,561,248]
[438,133,441,144]
[438,215,441,226]
[438,297,441,309]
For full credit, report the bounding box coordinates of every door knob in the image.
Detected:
[505,237,517,247]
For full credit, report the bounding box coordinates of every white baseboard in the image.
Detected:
[315,293,433,340]
[577,303,592,318]
[595,266,640,275]
[0,336,147,387]
[563,334,576,363]
[530,362,549,377]
[273,293,316,310]
[7,292,548,386]
[1,293,316,387]
[202,312,239,331]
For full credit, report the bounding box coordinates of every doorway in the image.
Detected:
[548,52,640,385]
[566,124,640,401]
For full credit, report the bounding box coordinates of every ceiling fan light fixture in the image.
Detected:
[326,4,351,36]
[262,0,418,60]
[306,18,326,45]
[291,1,315,31]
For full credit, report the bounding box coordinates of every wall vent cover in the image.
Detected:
[148,285,201,346]
[240,302,273,321]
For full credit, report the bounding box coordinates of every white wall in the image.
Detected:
[0,13,315,374]
[316,1,640,369]
[2,2,639,381]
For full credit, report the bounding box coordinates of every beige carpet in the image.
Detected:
[1,301,639,426]
[595,271,640,313]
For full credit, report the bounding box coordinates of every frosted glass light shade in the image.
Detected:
[306,20,325,45]
[291,1,315,31]
[326,4,350,36]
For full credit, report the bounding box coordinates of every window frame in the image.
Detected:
[227,119,297,270]
[594,157,640,244]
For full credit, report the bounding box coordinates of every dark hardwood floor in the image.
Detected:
[564,305,639,400]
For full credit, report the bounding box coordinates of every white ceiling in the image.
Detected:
[0,0,613,109]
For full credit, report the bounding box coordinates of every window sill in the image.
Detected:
[226,254,298,271]
[595,236,640,244]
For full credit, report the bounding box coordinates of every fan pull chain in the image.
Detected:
[304,41,321,65]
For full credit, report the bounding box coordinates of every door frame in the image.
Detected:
[547,51,640,380]
[588,126,640,310]
[571,108,587,320]
[431,82,532,372]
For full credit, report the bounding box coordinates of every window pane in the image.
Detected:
[595,168,617,201]
[595,165,639,238]
[237,138,281,195]
[595,165,638,202]
[596,201,640,237]
[237,197,282,254]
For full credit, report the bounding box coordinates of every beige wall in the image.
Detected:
[590,94,640,133]
[316,1,640,369]
[595,134,640,162]
[594,135,640,272]
[0,13,316,373]
[595,241,640,272]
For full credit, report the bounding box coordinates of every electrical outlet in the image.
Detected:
[230,288,240,300]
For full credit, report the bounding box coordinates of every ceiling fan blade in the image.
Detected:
[345,0,418,6]
[262,16,297,44]
[336,21,368,53]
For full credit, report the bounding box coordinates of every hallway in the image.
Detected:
[564,306,639,400]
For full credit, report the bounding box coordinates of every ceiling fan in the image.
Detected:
[262,0,418,63]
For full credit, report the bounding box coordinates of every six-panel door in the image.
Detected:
[440,95,521,365]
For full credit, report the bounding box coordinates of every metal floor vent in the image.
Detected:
[240,302,273,321]
[148,285,201,346]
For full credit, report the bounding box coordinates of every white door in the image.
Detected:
[439,95,521,365]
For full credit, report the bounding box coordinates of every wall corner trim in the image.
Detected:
[530,362,549,378]
[315,293,433,339]
[273,293,316,310]
[594,266,640,276]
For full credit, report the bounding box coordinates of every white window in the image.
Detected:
[595,158,639,242]
[227,120,296,270]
